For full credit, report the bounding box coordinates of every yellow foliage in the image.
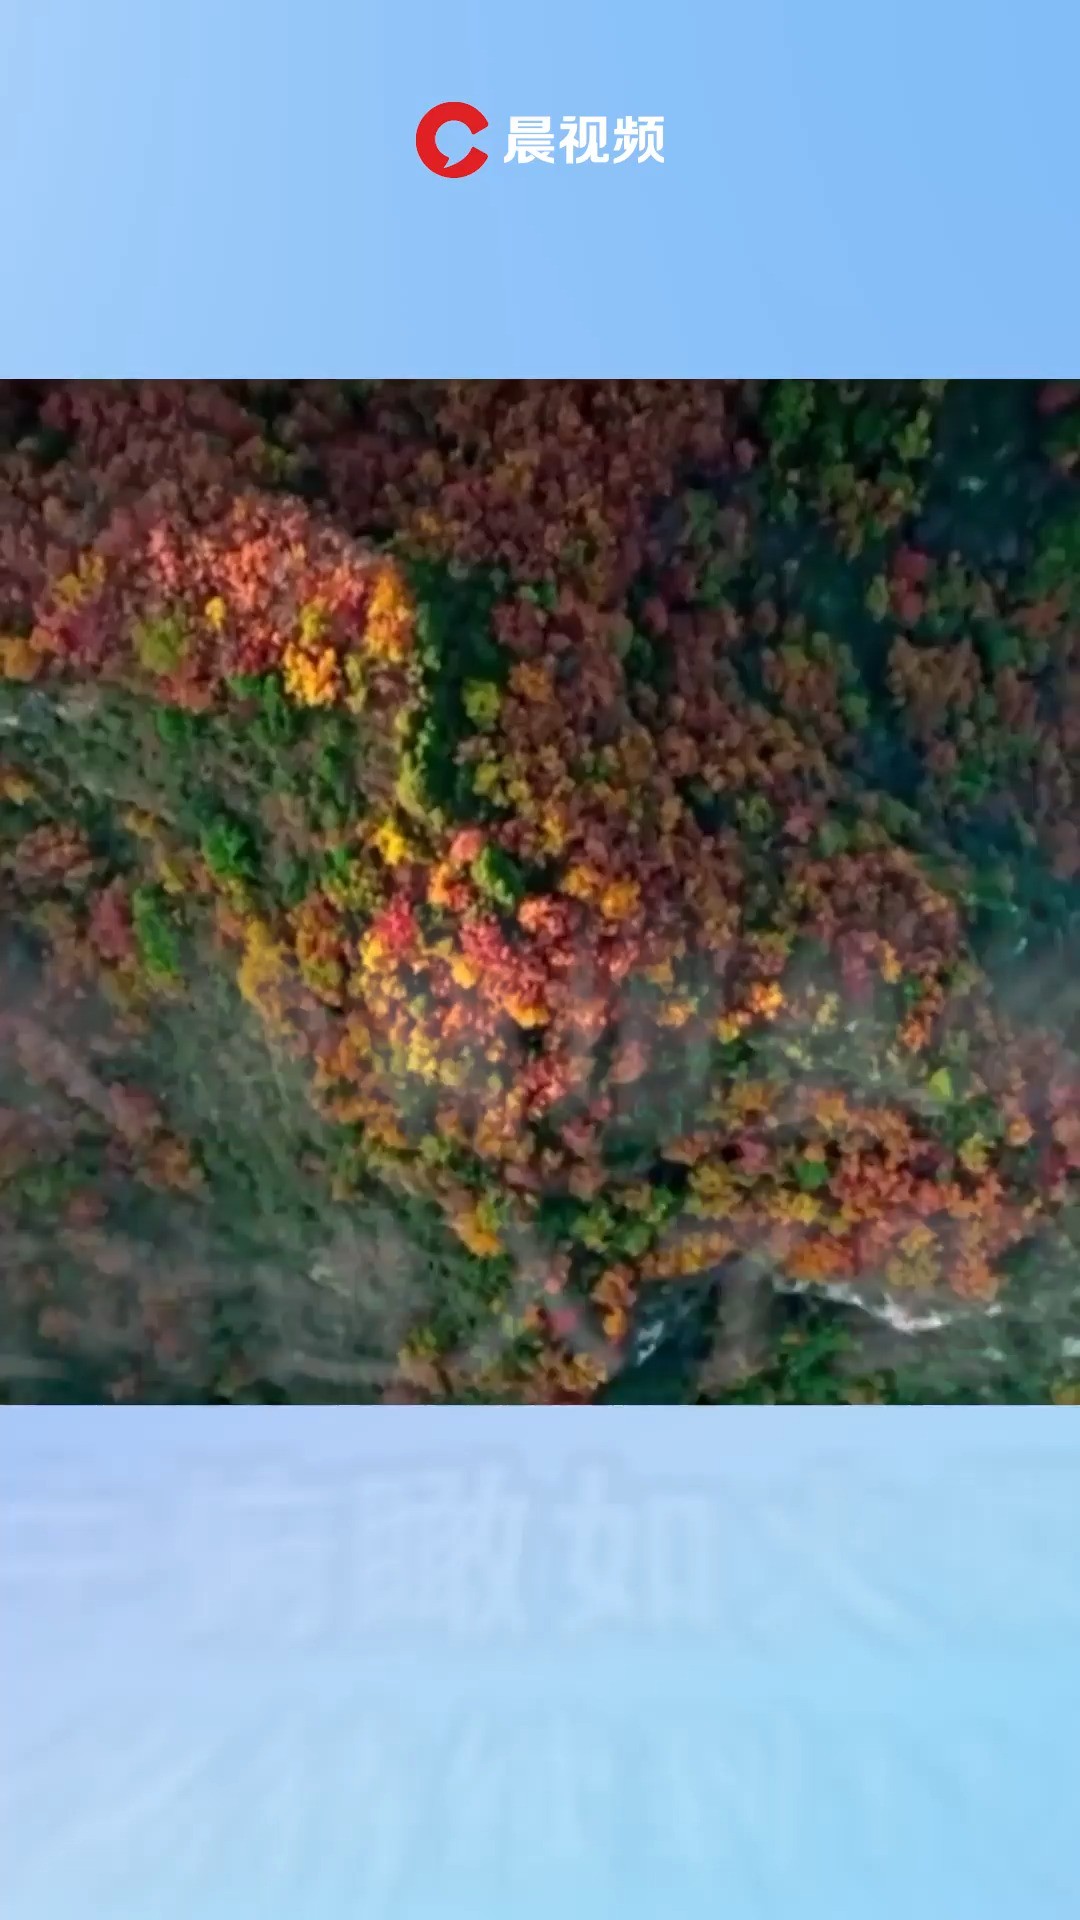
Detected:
[509,661,554,703]
[282,641,340,707]
[371,818,413,867]
[463,680,502,729]
[657,998,695,1029]
[715,1010,751,1043]
[364,566,413,662]
[561,862,602,902]
[154,852,189,896]
[472,759,501,797]
[0,634,44,681]
[54,553,105,607]
[746,980,784,1019]
[343,653,368,711]
[643,959,675,987]
[453,1205,504,1259]
[539,809,568,855]
[0,768,36,804]
[504,995,549,1028]
[237,919,290,1029]
[958,1134,990,1176]
[298,600,329,646]
[600,878,641,922]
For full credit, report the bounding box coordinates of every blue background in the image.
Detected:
[1,0,1077,372]
[4,1410,1080,1917]
[3,7,1080,1912]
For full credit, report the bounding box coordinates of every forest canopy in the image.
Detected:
[3,380,1080,1404]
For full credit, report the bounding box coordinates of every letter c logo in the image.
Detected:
[416,101,489,177]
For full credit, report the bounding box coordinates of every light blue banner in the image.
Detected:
[1,1,1077,372]
[4,1410,1080,1917]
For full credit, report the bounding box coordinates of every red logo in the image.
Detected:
[416,101,489,177]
